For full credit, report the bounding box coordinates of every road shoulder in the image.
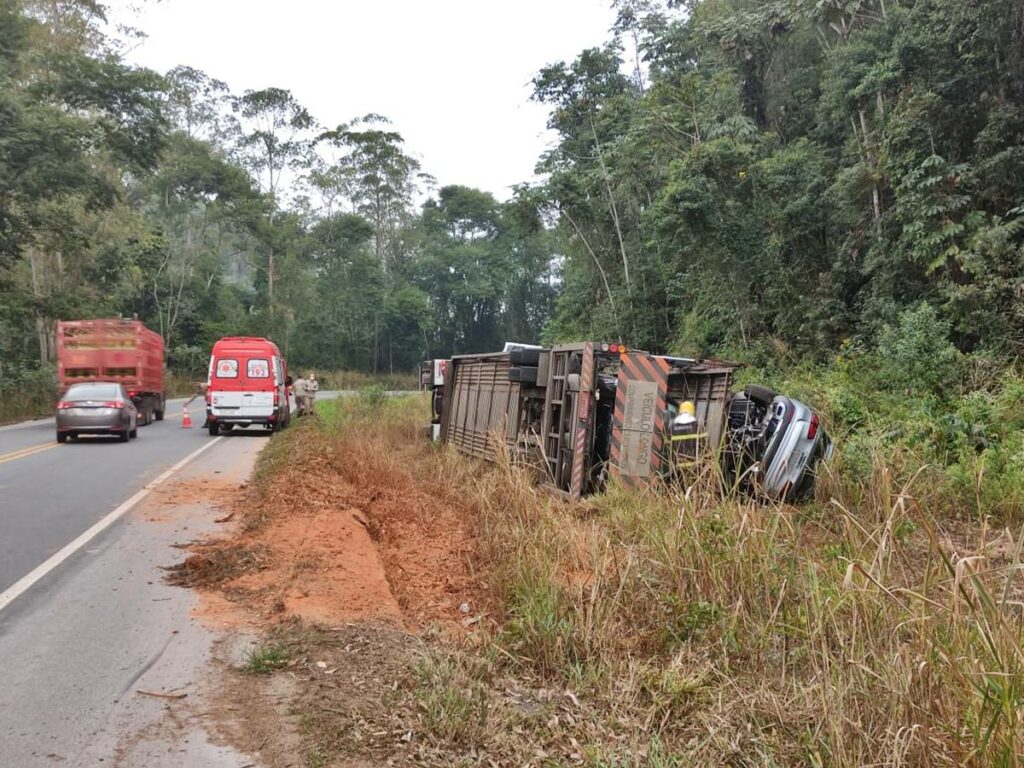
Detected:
[0,433,265,767]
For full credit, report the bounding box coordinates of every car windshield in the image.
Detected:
[65,384,120,401]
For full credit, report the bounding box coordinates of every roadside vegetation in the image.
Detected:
[212,388,1022,766]
[0,367,416,425]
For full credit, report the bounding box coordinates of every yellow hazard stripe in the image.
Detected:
[0,442,59,465]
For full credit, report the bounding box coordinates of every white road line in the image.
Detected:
[0,436,224,614]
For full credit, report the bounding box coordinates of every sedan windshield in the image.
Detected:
[65,384,120,401]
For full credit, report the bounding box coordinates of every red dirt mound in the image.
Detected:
[174,428,482,633]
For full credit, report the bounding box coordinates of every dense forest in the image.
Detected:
[540,0,1023,362]
[0,0,558,384]
[1,0,1022,386]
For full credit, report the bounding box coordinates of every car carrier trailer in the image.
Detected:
[433,341,831,502]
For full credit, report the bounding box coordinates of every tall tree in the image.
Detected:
[232,87,315,315]
[316,114,427,270]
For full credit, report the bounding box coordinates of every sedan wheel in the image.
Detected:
[56,431,67,444]
[119,429,130,443]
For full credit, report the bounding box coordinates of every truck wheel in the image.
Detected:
[510,348,541,366]
[154,399,165,421]
[208,423,219,436]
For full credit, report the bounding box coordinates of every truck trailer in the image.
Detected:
[56,319,166,424]
[432,341,832,502]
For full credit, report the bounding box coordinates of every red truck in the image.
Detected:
[56,319,166,424]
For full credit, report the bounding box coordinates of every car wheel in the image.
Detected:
[119,429,130,443]
[208,423,219,436]
[130,425,138,439]
[56,431,67,444]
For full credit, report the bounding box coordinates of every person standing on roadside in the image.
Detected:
[292,374,309,416]
[307,373,319,414]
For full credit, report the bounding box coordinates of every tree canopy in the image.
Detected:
[1,0,1021,383]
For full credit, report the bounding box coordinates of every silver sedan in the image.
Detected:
[55,382,139,443]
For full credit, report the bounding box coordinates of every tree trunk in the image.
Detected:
[267,205,276,316]
[591,122,632,293]
[268,247,275,316]
[29,248,57,364]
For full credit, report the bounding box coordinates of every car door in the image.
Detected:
[237,356,274,417]
[209,356,244,415]
[273,357,289,419]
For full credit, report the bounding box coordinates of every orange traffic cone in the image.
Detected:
[181,406,192,428]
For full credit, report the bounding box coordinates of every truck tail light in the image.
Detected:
[807,413,819,440]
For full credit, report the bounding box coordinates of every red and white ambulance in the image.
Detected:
[205,337,291,435]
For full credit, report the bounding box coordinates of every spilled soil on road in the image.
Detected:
[165,412,485,633]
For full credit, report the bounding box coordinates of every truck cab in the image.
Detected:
[205,337,291,435]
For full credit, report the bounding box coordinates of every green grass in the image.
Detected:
[412,655,490,746]
[305,746,328,768]
[239,363,1024,765]
[241,642,294,675]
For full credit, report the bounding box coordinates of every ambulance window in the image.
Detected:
[215,358,238,378]
[247,358,270,378]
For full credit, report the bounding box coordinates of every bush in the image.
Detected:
[167,345,210,379]
[876,302,959,393]
[358,384,387,410]
[0,363,58,423]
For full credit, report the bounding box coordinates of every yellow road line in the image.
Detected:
[0,442,59,465]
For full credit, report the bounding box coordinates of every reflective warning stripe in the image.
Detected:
[610,352,670,486]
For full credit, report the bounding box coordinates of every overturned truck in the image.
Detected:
[431,342,832,502]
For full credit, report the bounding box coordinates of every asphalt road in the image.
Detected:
[0,397,203,592]
[0,396,298,766]
[0,389,418,765]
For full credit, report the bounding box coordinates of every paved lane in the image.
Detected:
[0,397,209,592]
[0,389,380,594]
[0,434,263,767]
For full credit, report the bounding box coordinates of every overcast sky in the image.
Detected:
[107,0,617,200]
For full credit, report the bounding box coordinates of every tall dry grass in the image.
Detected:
[315,395,1024,766]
